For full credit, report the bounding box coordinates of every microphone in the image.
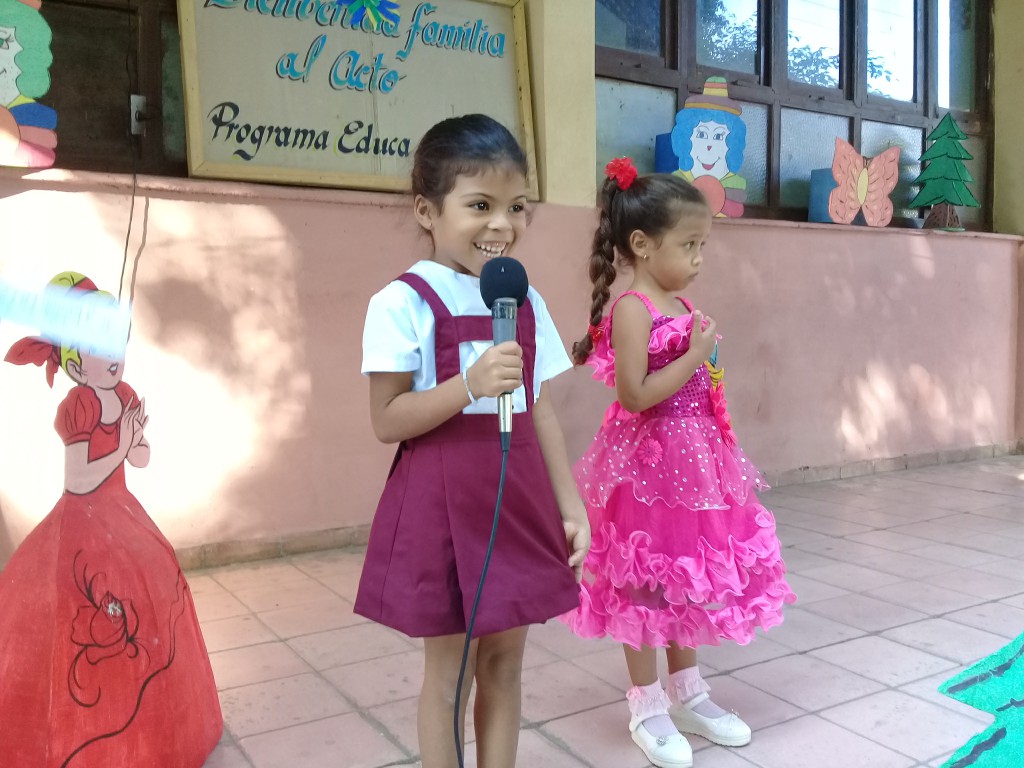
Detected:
[479,257,529,450]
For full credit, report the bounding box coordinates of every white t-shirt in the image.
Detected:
[362,260,572,414]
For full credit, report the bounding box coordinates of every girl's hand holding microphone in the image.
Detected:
[466,341,523,399]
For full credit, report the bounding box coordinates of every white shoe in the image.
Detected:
[670,692,752,747]
[630,722,693,768]
[627,685,693,768]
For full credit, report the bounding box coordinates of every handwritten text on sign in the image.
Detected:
[178,0,534,190]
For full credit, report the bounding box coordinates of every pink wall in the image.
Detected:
[1,170,1021,563]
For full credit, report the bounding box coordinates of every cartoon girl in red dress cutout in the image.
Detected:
[1,272,222,767]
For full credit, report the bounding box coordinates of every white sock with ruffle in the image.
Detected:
[627,682,678,738]
[667,667,728,718]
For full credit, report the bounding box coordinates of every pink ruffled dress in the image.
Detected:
[563,291,795,649]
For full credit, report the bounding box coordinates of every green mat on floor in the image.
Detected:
[939,631,1024,767]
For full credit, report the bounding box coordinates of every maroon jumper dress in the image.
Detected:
[354,273,580,638]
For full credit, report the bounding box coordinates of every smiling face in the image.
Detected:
[414,164,530,276]
[689,120,731,180]
[0,26,24,106]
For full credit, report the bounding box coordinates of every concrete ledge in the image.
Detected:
[177,524,371,571]
[767,441,1021,488]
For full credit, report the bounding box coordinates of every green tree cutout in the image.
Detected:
[939,632,1024,767]
[909,113,980,229]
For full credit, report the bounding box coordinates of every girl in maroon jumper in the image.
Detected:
[353,114,590,768]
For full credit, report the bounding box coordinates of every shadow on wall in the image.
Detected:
[513,215,1017,475]
[118,191,445,552]
[708,223,1017,472]
[827,236,1010,459]
[101,208,1024,544]
[127,193,605,552]
[0,172,1019,560]
[3,181,578,558]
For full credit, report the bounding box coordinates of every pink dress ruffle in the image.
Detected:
[563,294,796,650]
[585,308,701,389]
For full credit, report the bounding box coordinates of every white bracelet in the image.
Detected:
[462,368,477,404]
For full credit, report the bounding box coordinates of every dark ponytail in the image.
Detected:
[412,114,527,209]
[572,171,709,365]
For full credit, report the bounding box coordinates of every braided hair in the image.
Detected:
[572,168,709,365]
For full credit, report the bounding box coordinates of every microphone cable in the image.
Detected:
[453,443,509,768]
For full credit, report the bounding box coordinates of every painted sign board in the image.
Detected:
[176,0,537,195]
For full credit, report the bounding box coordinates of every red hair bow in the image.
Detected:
[6,336,61,388]
[605,157,638,190]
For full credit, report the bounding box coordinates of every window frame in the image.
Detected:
[39,0,185,177]
[595,0,992,227]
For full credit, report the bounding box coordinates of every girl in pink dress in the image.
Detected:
[563,159,795,768]
[1,272,222,767]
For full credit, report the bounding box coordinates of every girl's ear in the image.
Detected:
[413,194,437,230]
[65,360,86,385]
[628,229,650,258]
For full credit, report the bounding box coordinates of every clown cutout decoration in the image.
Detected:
[670,77,747,218]
[0,0,57,168]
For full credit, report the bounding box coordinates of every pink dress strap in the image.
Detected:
[604,290,660,340]
[611,290,660,318]
[610,291,694,323]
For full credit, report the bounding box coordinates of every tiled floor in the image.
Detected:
[194,456,1024,768]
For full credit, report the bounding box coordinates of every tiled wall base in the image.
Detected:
[764,441,1023,487]
[175,441,1024,570]
[176,524,371,571]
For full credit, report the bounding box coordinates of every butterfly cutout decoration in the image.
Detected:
[828,138,901,227]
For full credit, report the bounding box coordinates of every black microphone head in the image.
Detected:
[480,257,529,309]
